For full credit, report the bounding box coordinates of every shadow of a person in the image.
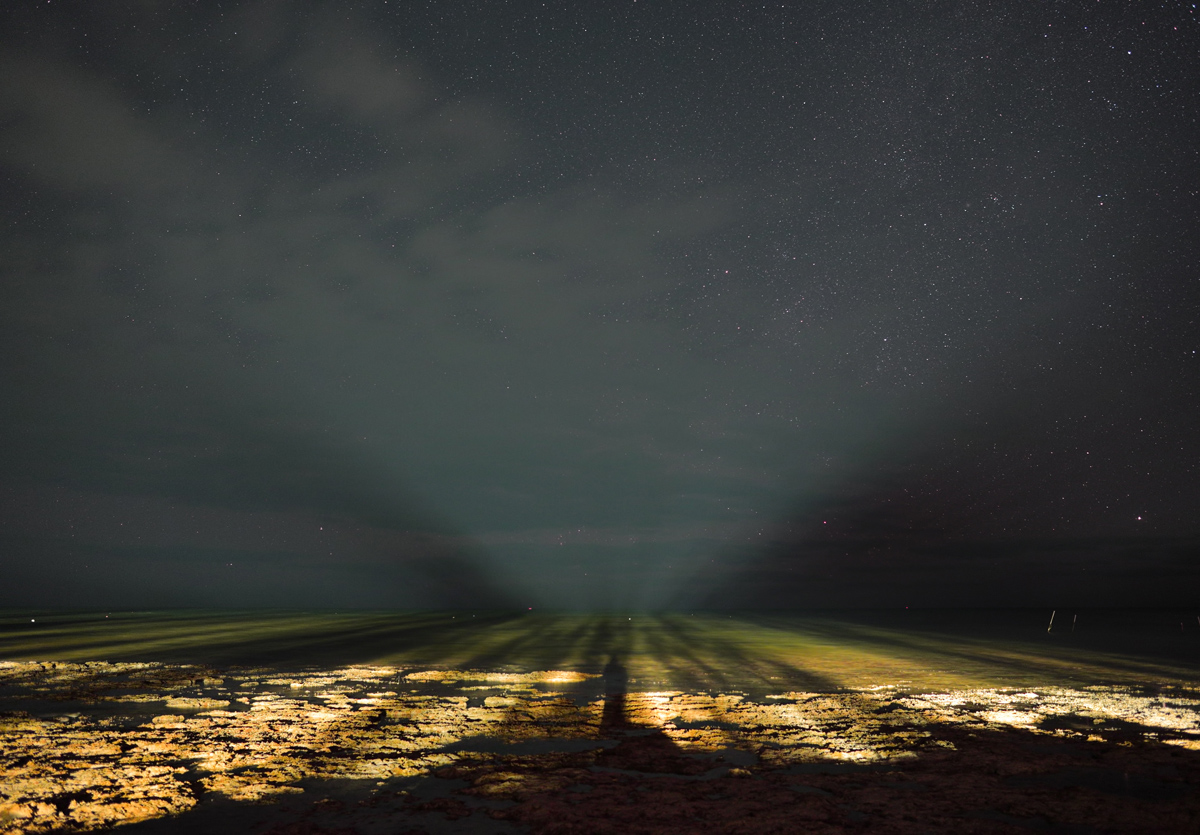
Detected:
[595,652,725,776]
[600,654,629,731]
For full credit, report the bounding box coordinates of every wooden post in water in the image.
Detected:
[1072,614,1077,633]
[1047,610,1056,633]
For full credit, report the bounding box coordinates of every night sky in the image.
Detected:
[2,1,1198,611]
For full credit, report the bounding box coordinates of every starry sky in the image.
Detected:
[2,1,1198,610]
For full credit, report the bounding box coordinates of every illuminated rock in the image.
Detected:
[2,660,1199,833]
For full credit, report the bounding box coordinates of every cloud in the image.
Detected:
[6,2,1193,609]
[0,12,751,607]
[303,41,426,124]
[0,54,181,192]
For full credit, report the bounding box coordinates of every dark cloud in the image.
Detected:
[2,1,1198,609]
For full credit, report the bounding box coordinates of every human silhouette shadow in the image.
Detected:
[594,653,729,776]
[600,654,631,731]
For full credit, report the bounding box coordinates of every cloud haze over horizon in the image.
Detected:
[2,1,1198,609]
